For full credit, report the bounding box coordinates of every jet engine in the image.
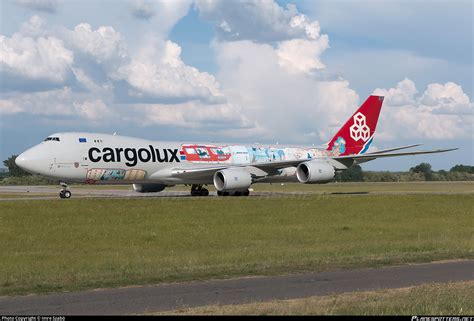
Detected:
[213,168,252,191]
[296,160,335,184]
[133,183,167,193]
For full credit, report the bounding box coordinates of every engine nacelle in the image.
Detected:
[296,160,335,184]
[213,168,252,191]
[133,183,166,193]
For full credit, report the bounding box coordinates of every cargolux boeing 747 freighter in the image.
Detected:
[15,95,456,198]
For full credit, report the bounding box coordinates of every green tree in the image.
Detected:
[3,155,31,177]
[336,164,363,182]
[450,164,474,174]
[410,162,433,181]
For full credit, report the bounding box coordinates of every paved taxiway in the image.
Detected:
[0,185,471,201]
[1,260,472,315]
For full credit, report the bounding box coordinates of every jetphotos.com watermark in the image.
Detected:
[412,317,473,321]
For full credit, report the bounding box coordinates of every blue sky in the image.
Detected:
[0,0,472,171]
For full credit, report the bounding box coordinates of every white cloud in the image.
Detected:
[289,13,321,40]
[132,0,156,20]
[0,32,73,83]
[277,37,329,74]
[135,100,249,129]
[420,82,472,114]
[0,87,112,121]
[2,15,221,104]
[196,0,326,42]
[373,78,418,106]
[373,79,473,140]
[73,99,112,121]
[115,38,224,103]
[62,23,127,64]
[1,87,74,116]
[131,0,193,35]
[2,3,471,150]
[215,40,359,142]
[19,15,47,37]
[0,100,23,115]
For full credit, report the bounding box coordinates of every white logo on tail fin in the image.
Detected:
[350,112,370,142]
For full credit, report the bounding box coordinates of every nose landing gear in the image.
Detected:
[59,182,72,199]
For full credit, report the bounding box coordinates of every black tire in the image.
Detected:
[59,191,65,199]
[217,190,222,196]
[243,189,250,196]
[201,189,209,196]
[233,191,241,196]
[64,191,71,199]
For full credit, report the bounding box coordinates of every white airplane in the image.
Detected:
[15,95,456,198]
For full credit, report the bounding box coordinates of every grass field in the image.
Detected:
[160,281,473,315]
[1,186,472,296]
[0,193,52,198]
[74,181,474,193]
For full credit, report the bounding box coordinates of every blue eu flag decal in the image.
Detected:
[79,138,87,143]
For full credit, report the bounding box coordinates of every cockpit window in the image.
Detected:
[44,137,60,142]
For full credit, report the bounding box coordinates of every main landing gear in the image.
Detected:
[217,189,250,196]
[190,184,209,196]
[59,182,72,199]
[189,185,250,196]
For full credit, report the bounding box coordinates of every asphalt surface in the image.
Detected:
[0,185,472,201]
[0,260,472,315]
[0,185,315,200]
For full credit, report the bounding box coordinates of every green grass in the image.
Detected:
[160,281,474,315]
[76,181,473,193]
[250,181,474,194]
[0,193,472,296]
[0,194,52,198]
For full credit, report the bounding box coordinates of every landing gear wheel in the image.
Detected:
[190,184,209,197]
[59,190,71,199]
[242,189,250,196]
[59,182,71,199]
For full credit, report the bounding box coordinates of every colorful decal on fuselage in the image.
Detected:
[181,144,232,162]
[330,137,346,156]
[359,136,373,154]
[179,144,333,164]
[86,168,146,182]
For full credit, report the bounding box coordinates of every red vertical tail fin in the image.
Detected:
[326,95,384,156]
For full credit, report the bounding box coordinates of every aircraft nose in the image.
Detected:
[15,148,47,175]
[15,152,30,171]
[15,153,27,169]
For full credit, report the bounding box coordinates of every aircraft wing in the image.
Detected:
[248,147,458,170]
[332,148,458,165]
[167,148,457,180]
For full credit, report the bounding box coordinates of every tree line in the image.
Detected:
[335,163,474,182]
